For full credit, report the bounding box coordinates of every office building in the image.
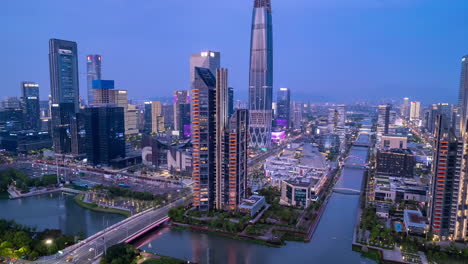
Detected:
[276,88,290,129]
[83,106,125,166]
[410,101,421,121]
[49,39,80,154]
[0,130,52,153]
[228,87,234,118]
[249,0,274,149]
[86,55,102,105]
[21,82,40,130]
[428,114,464,240]
[126,104,139,136]
[377,104,392,135]
[92,80,115,105]
[162,104,174,130]
[173,90,190,131]
[381,135,407,149]
[0,109,24,131]
[0,97,21,110]
[291,102,303,130]
[144,101,164,134]
[376,149,416,178]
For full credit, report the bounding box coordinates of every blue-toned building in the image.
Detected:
[83,105,125,166]
[21,82,41,130]
[276,88,290,129]
[49,39,80,154]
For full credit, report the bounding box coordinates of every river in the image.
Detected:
[0,133,375,264]
[138,133,375,264]
[0,192,125,237]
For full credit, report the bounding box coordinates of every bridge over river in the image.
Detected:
[332,187,361,195]
[37,198,188,264]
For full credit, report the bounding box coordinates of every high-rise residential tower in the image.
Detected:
[87,55,102,105]
[192,67,248,211]
[248,0,273,149]
[410,101,421,121]
[222,109,249,211]
[191,67,217,211]
[401,97,410,119]
[190,51,220,88]
[377,105,392,135]
[49,39,80,153]
[276,88,290,129]
[21,82,40,130]
[428,114,463,240]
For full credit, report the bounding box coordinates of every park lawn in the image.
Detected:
[74,194,131,217]
[141,255,187,264]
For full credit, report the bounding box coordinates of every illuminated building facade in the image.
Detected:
[86,55,102,105]
[21,82,40,130]
[249,0,274,149]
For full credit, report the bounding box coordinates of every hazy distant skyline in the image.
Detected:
[2,0,468,104]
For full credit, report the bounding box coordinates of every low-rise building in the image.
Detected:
[380,135,407,149]
[376,149,416,178]
[280,178,324,208]
[239,195,266,217]
[403,209,427,234]
[0,130,52,153]
[373,176,428,203]
[265,143,329,208]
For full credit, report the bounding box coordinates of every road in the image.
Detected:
[34,198,186,264]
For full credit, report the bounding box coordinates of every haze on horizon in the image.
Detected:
[2,0,468,104]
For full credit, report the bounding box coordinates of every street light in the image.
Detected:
[45,239,53,245]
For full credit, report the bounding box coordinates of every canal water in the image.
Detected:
[139,133,376,264]
[0,192,125,237]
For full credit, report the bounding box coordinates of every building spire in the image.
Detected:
[254,0,271,11]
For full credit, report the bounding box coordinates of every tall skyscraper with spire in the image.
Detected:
[248,0,273,149]
[86,55,102,105]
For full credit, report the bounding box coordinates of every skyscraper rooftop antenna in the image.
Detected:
[254,0,271,11]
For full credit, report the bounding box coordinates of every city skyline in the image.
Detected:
[3,0,468,104]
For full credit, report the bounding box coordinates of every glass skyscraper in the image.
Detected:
[276,88,290,129]
[49,39,80,153]
[87,55,102,105]
[248,0,273,149]
[21,82,40,130]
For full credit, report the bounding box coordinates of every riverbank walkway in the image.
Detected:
[7,186,82,199]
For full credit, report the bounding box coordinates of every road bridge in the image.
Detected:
[332,187,361,195]
[37,198,188,264]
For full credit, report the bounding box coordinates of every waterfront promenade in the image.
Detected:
[7,186,82,199]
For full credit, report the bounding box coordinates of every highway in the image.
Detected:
[34,199,186,264]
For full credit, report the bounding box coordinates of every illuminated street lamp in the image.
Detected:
[45,239,53,245]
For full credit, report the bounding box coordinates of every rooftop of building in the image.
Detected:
[374,176,427,193]
[378,148,413,155]
[239,195,265,208]
[403,209,426,228]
